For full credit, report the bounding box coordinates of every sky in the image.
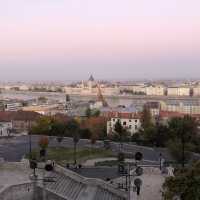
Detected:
[0,0,200,81]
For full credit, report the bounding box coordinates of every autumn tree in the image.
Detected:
[31,116,54,136]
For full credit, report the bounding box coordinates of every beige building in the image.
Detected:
[193,87,200,96]
[167,87,190,96]
[161,101,200,115]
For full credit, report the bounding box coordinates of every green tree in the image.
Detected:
[163,161,200,200]
[168,116,198,168]
[92,109,100,117]
[66,119,80,165]
[51,121,66,146]
[141,105,152,130]
[85,107,92,118]
[31,116,54,136]
[114,119,126,151]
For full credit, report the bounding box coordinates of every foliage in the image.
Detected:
[31,116,54,136]
[167,116,199,166]
[163,161,200,200]
[38,136,49,149]
[141,105,152,130]
[85,107,100,118]
[167,139,192,164]
[114,119,128,143]
[85,107,92,118]
[51,121,66,141]
[80,117,107,140]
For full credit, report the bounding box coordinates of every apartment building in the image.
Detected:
[146,85,165,96]
[4,102,22,111]
[193,87,200,96]
[106,107,141,135]
[161,101,200,115]
[167,87,191,96]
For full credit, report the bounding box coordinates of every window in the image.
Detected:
[129,119,132,122]
[123,121,126,126]
[129,125,132,129]
[135,125,138,130]
[135,120,137,123]
[113,118,115,122]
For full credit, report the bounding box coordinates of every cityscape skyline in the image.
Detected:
[0,0,200,81]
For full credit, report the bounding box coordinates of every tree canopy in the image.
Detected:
[163,161,200,200]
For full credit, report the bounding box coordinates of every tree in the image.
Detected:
[163,161,200,200]
[80,117,107,140]
[85,107,92,118]
[51,121,66,146]
[114,119,126,151]
[168,116,198,168]
[141,105,152,130]
[39,136,49,149]
[92,109,100,117]
[66,119,80,165]
[143,124,169,147]
[31,116,54,136]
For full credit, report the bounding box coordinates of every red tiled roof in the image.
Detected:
[159,111,185,118]
[102,111,141,119]
[0,111,41,122]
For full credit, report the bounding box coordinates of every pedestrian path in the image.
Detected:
[131,168,165,200]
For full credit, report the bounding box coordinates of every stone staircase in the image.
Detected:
[44,171,86,199]
[94,187,125,200]
[39,166,127,200]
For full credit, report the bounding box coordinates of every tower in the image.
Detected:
[88,75,95,92]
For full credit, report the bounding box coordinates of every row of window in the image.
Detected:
[112,118,138,123]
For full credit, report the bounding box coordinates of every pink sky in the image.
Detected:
[0,0,200,80]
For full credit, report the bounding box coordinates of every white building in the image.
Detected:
[146,86,165,96]
[107,117,141,136]
[4,102,22,111]
[0,122,12,137]
[106,107,141,136]
[161,101,200,115]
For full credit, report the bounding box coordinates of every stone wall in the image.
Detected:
[0,183,66,200]
[0,182,34,200]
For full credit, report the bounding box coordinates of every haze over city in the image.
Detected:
[1,0,200,81]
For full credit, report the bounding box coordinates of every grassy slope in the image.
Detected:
[28,147,114,165]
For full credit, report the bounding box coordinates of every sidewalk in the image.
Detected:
[131,168,165,200]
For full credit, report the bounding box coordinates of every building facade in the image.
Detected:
[167,87,191,96]
[146,86,165,96]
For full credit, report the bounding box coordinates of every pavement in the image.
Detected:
[0,161,31,187]
[131,168,165,200]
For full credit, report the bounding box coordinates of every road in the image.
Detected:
[0,135,170,162]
